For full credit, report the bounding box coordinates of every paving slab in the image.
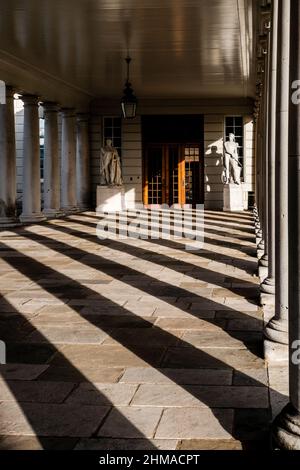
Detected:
[98,407,162,438]
[66,383,137,406]
[75,438,177,450]
[155,408,234,439]
[0,380,75,403]
[50,345,165,368]
[0,364,49,381]
[120,367,232,385]
[131,384,268,408]
[0,402,109,437]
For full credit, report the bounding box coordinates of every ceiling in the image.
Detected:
[0,0,257,104]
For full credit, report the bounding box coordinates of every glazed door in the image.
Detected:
[143,144,203,207]
[183,145,202,206]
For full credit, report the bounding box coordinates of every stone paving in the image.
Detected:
[0,210,287,449]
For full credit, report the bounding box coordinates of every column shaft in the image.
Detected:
[272,0,300,450]
[61,109,77,212]
[261,0,278,294]
[43,103,62,217]
[265,0,289,345]
[20,95,45,223]
[0,86,17,226]
[76,114,90,210]
[258,40,270,261]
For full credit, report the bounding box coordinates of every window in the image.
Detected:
[39,118,45,181]
[103,116,122,158]
[225,116,244,178]
[0,80,5,104]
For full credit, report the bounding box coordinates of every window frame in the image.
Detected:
[224,115,245,180]
[102,115,122,159]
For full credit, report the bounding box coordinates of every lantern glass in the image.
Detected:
[121,100,137,119]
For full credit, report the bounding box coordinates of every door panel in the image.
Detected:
[168,145,180,206]
[184,145,201,206]
[146,146,163,205]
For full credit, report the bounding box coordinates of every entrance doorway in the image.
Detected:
[143,143,202,206]
[142,115,204,207]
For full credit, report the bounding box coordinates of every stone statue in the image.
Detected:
[223,133,241,185]
[100,139,123,186]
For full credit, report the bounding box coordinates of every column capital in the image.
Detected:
[61,108,76,118]
[42,102,60,113]
[76,113,89,123]
[22,94,39,106]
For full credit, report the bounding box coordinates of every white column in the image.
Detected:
[61,108,78,213]
[76,113,90,210]
[265,0,289,352]
[258,33,270,265]
[20,95,45,223]
[43,102,62,217]
[0,86,17,227]
[272,0,300,450]
[261,0,277,296]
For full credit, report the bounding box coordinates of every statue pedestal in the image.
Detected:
[223,184,244,212]
[96,185,126,213]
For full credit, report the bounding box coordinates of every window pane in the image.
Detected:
[103,116,122,158]
[225,116,244,180]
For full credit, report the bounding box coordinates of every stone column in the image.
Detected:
[0,86,17,227]
[43,102,62,218]
[258,32,270,268]
[76,113,90,210]
[264,0,289,354]
[255,77,264,243]
[257,52,268,255]
[261,0,277,296]
[272,0,300,450]
[61,108,78,213]
[20,95,45,223]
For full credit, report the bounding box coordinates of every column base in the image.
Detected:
[77,205,91,212]
[259,253,268,268]
[0,217,19,228]
[19,213,47,224]
[256,239,262,248]
[264,317,288,345]
[258,265,268,282]
[260,276,275,294]
[272,404,300,450]
[43,209,65,219]
[61,206,80,215]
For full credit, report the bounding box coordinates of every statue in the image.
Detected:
[100,139,123,186]
[223,133,241,185]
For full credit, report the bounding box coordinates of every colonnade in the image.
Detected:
[255,0,300,450]
[0,88,90,226]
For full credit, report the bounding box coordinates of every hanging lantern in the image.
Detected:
[121,57,137,119]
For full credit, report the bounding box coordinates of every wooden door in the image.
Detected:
[143,143,203,207]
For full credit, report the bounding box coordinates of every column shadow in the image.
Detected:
[0,241,277,449]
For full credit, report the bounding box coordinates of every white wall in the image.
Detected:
[121,117,143,208]
[14,98,255,212]
[90,99,255,210]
